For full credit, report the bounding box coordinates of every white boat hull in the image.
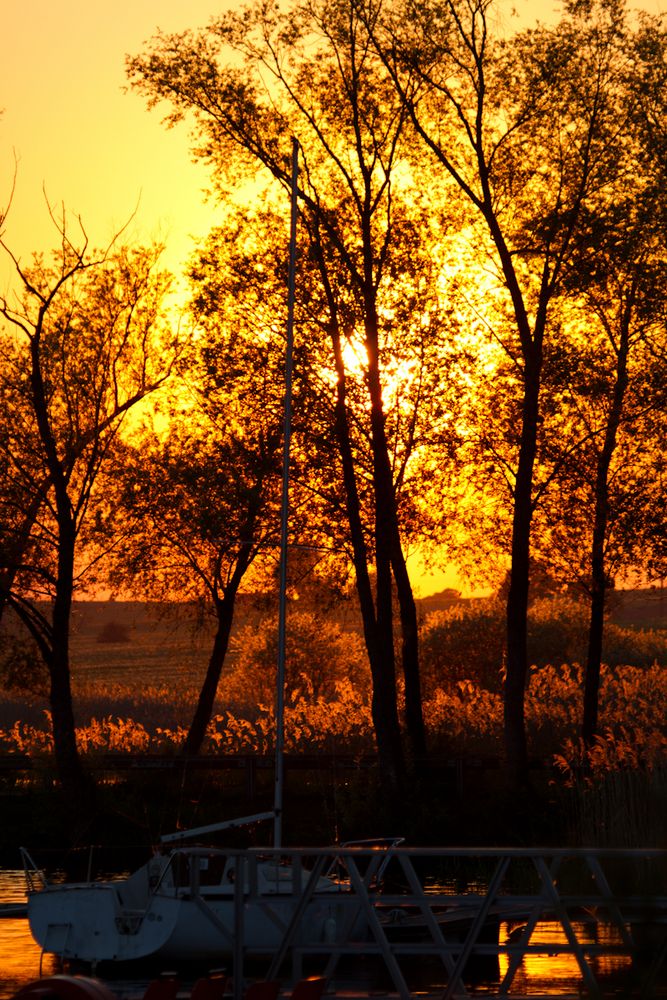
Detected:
[26,854,345,965]
[28,883,178,963]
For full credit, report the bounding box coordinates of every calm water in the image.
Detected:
[0,870,154,999]
[0,870,58,997]
[0,868,654,998]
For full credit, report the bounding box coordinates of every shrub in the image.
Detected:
[424,681,503,749]
[526,663,584,750]
[96,620,131,644]
[527,595,667,668]
[419,599,506,693]
[526,597,589,667]
[224,611,370,710]
[419,595,595,695]
[602,623,667,668]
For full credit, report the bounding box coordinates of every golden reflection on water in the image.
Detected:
[0,917,58,996]
[498,919,632,995]
[0,870,57,998]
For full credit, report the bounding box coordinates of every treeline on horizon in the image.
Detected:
[1,0,667,812]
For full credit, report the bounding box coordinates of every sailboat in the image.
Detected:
[20,819,351,964]
[20,141,398,969]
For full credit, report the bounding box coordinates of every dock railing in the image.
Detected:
[224,845,667,1000]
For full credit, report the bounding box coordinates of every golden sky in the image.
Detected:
[3,0,664,282]
[1,0,225,286]
[2,0,664,598]
[1,0,568,286]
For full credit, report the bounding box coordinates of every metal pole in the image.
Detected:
[274,137,299,850]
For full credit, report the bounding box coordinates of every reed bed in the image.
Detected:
[1,662,665,763]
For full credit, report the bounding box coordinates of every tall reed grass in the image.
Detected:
[1,663,665,765]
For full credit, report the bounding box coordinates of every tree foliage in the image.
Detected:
[227,610,370,709]
[0,215,176,802]
[128,0,463,786]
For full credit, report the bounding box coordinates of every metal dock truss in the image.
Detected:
[223,845,667,1000]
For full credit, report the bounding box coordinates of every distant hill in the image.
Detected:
[606,587,667,630]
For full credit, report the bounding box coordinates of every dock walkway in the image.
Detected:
[225,845,667,1000]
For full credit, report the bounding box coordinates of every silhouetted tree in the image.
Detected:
[128,0,455,786]
[0,214,176,805]
[103,324,285,757]
[366,0,659,784]
[538,188,667,744]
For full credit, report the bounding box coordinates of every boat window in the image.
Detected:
[172,854,190,888]
[199,855,227,886]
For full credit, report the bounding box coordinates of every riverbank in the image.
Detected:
[1,758,560,869]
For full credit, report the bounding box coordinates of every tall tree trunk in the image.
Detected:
[479,206,547,789]
[49,645,89,805]
[31,333,91,808]
[312,224,406,790]
[583,555,605,746]
[390,536,426,759]
[364,286,425,766]
[583,329,630,746]
[504,353,541,787]
[50,520,91,806]
[330,320,405,791]
[183,585,243,758]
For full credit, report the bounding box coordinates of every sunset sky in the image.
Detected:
[2,0,664,598]
[1,0,225,287]
[1,0,568,285]
[3,0,666,276]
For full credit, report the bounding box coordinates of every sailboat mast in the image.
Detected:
[274,137,300,850]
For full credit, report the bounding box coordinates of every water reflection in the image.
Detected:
[0,871,57,998]
[498,919,632,995]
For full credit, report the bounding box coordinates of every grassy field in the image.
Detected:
[70,587,667,683]
[70,600,226,686]
[1,588,666,747]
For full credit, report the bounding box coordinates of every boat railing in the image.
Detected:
[325,837,405,887]
[19,846,48,893]
[222,844,667,1000]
